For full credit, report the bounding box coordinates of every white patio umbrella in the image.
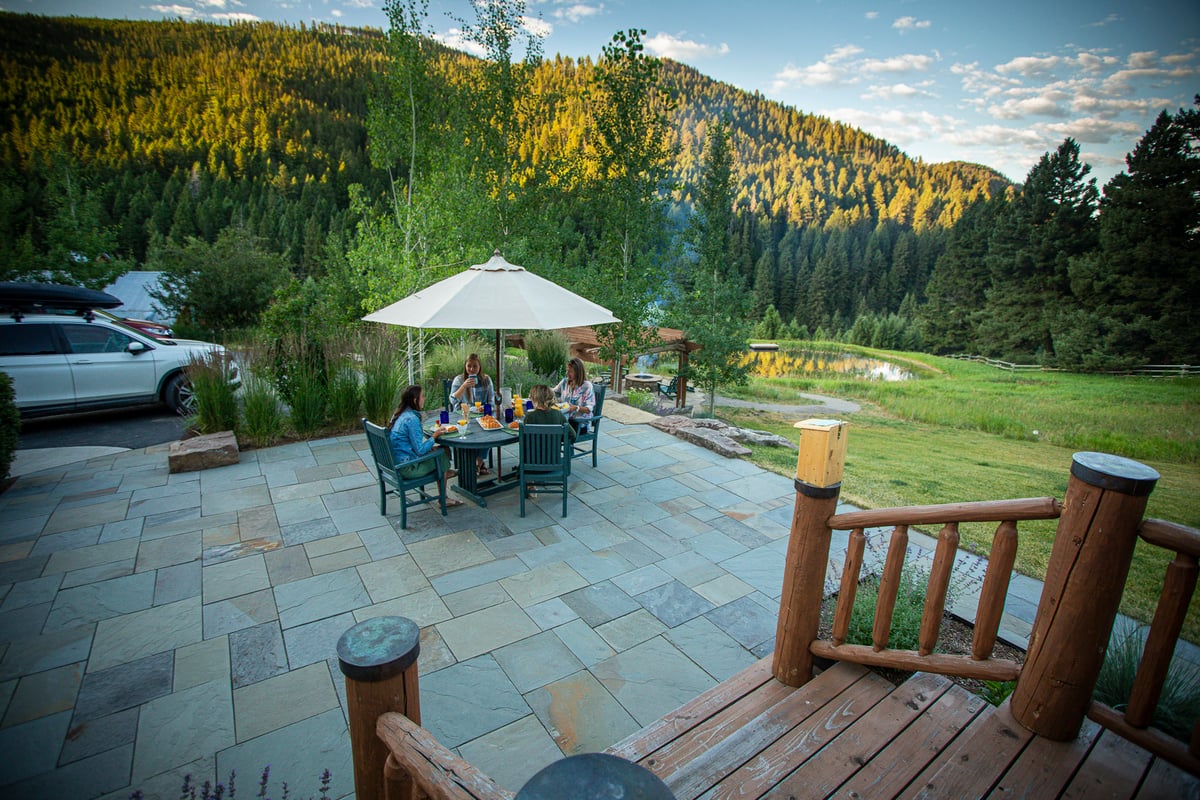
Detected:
[363,250,620,391]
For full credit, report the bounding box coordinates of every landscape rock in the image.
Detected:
[168,430,240,473]
[649,415,794,458]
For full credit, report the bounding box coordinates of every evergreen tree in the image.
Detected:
[671,118,751,415]
[1062,100,1200,367]
[978,139,1098,360]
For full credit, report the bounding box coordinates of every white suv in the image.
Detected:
[1,310,236,418]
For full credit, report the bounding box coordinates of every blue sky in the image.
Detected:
[13,0,1199,187]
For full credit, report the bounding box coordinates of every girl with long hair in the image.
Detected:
[387,385,461,505]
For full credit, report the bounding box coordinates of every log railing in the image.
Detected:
[809,497,1062,682]
[778,422,1197,776]
[1084,517,1200,775]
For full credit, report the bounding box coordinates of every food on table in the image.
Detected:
[508,420,520,430]
[478,415,501,430]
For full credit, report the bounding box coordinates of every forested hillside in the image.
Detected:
[1,12,1195,367]
[1,15,998,320]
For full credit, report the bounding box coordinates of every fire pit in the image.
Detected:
[626,373,660,392]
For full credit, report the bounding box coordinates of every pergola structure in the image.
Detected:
[506,325,701,407]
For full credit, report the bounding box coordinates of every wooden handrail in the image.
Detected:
[828,496,1061,529]
[1140,518,1200,557]
[376,712,514,800]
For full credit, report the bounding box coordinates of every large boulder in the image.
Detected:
[168,430,239,473]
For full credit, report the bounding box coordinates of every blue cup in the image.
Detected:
[504,407,514,423]
[524,399,533,411]
[439,410,449,425]
[483,403,492,417]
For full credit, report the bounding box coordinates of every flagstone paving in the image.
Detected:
[1,416,1197,800]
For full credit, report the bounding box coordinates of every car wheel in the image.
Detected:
[165,373,195,416]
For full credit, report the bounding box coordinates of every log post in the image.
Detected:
[516,753,674,799]
[773,419,848,686]
[1010,452,1159,741]
[338,616,422,800]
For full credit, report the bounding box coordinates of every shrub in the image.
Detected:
[288,354,327,436]
[185,351,240,435]
[238,360,285,449]
[0,371,19,482]
[361,328,404,424]
[1094,619,1200,741]
[840,567,930,651]
[525,329,569,379]
[626,388,655,412]
[324,334,362,431]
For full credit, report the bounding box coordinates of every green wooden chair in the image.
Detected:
[362,418,446,529]
[657,375,680,399]
[519,422,572,518]
[569,384,606,467]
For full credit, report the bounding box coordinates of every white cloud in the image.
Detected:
[772,45,928,91]
[865,11,879,21]
[892,16,931,32]
[988,95,1067,119]
[828,44,864,63]
[552,4,603,24]
[996,55,1060,76]
[149,4,197,17]
[1089,13,1121,27]
[212,12,259,22]
[772,61,845,90]
[645,33,730,61]
[1128,51,1159,69]
[523,16,553,39]
[434,28,487,58]
[862,81,935,101]
[1042,116,1144,144]
[860,54,933,73]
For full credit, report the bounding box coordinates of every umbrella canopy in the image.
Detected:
[364,251,619,330]
[363,250,620,389]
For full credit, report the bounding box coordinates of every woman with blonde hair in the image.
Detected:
[553,357,596,434]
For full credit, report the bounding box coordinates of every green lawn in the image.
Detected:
[715,348,1200,642]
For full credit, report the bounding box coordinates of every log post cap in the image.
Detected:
[337,616,420,682]
[515,753,675,799]
[1071,452,1160,496]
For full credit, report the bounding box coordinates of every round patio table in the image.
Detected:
[425,413,521,507]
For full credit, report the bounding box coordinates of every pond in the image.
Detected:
[741,347,915,381]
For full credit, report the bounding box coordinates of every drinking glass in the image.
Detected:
[504,408,514,423]
[439,410,449,425]
[483,403,492,417]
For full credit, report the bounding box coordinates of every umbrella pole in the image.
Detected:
[495,329,503,395]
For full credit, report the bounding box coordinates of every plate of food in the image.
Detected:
[477,414,502,430]
[507,420,520,430]
[428,423,462,437]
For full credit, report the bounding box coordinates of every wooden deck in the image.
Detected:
[603,657,1199,800]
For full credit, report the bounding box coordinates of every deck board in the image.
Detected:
[1062,729,1152,799]
[985,717,1101,799]
[762,672,956,799]
[603,656,1197,800]
[834,683,989,799]
[694,664,890,800]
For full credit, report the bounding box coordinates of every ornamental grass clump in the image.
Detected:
[1093,619,1200,741]
[238,358,285,448]
[185,350,240,435]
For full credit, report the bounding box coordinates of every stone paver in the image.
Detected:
[0,418,1166,800]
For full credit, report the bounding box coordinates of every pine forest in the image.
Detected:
[1,11,1196,369]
